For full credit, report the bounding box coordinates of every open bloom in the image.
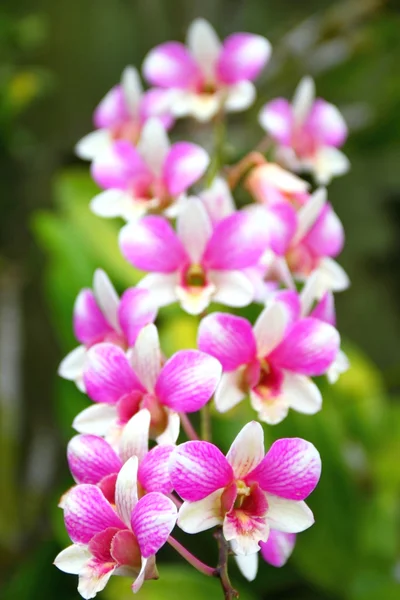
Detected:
[259,76,349,184]
[169,421,320,554]
[120,197,273,314]
[67,409,174,505]
[54,457,177,598]
[90,118,209,221]
[143,18,271,122]
[58,269,157,390]
[235,531,296,581]
[76,66,173,161]
[74,324,221,443]
[198,290,340,424]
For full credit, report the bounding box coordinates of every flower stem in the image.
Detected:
[214,527,239,599]
[168,536,215,577]
[200,401,212,442]
[179,412,199,441]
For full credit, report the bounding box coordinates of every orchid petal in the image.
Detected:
[67,435,121,484]
[226,421,265,479]
[121,66,142,116]
[137,273,178,307]
[214,370,247,413]
[259,99,293,144]
[292,76,315,125]
[209,270,254,307]
[137,118,170,177]
[303,203,344,258]
[118,287,158,347]
[266,495,314,533]
[119,409,151,464]
[187,18,221,81]
[224,81,256,112]
[234,551,258,581]
[163,142,209,197]
[200,177,235,224]
[78,559,116,599]
[310,292,336,326]
[75,129,111,161]
[93,269,120,333]
[177,197,212,263]
[91,140,151,191]
[253,303,288,358]
[54,544,91,574]
[143,42,201,89]
[73,289,112,346]
[138,445,174,494]
[260,530,296,567]
[283,372,322,415]
[131,492,177,558]
[130,324,162,392]
[217,33,271,84]
[293,187,326,244]
[73,404,117,436]
[306,99,347,147]
[115,457,139,526]
[90,189,144,221]
[58,345,87,382]
[177,490,224,533]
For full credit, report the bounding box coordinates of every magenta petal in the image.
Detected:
[259,99,293,145]
[169,441,234,501]
[139,88,174,129]
[63,484,125,544]
[163,142,209,196]
[269,318,340,376]
[266,204,298,255]
[302,203,344,258]
[138,445,174,495]
[67,435,122,484]
[272,290,301,328]
[118,287,157,347]
[306,99,347,147]
[83,343,143,404]
[73,289,113,346]
[203,211,269,270]
[91,140,152,191]
[143,42,202,89]
[155,350,221,413]
[94,85,131,129]
[246,438,321,500]
[198,312,257,371]
[119,217,187,273]
[217,33,271,84]
[260,531,296,567]
[131,492,177,558]
[311,292,336,326]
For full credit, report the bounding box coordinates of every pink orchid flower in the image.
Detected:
[235,531,296,581]
[119,197,275,315]
[259,76,349,184]
[198,290,340,424]
[143,18,271,122]
[67,409,174,506]
[75,66,173,161]
[74,324,221,443]
[90,118,209,221]
[54,457,177,598]
[169,421,320,554]
[58,269,157,391]
[245,161,310,208]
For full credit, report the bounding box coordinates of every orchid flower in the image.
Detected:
[54,457,177,598]
[235,531,296,581]
[169,421,320,554]
[259,76,349,184]
[58,269,157,390]
[66,409,174,505]
[75,66,173,161]
[90,118,209,221]
[198,290,340,424]
[74,324,221,443]
[245,161,310,208]
[119,197,274,315]
[143,19,271,122]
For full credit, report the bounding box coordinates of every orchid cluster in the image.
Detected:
[54,18,350,599]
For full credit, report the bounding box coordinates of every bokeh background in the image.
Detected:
[1,0,400,599]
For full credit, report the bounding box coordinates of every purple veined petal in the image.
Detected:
[169,441,234,501]
[268,317,340,376]
[73,289,113,346]
[143,41,202,90]
[198,312,257,371]
[260,530,296,567]
[246,438,321,500]
[131,492,177,558]
[217,33,271,85]
[234,551,258,581]
[259,99,293,144]
[119,217,187,273]
[163,142,209,197]
[265,495,314,533]
[187,18,221,82]
[91,140,152,191]
[63,484,125,544]
[119,408,151,464]
[306,99,347,147]
[137,273,178,308]
[83,343,143,404]
[118,287,158,347]
[115,457,139,526]
[137,118,170,178]
[177,197,212,263]
[203,211,270,270]
[139,88,175,130]
[303,203,344,258]
[121,66,142,117]
[199,177,235,224]
[130,324,162,392]
[138,444,174,494]
[155,350,222,413]
[73,404,118,436]
[177,489,224,533]
[310,292,336,326]
[67,435,122,485]
[226,421,265,479]
[54,544,91,575]
[93,269,120,333]
[94,85,131,129]
[209,270,254,307]
[253,303,288,358]
[292,76,315,126]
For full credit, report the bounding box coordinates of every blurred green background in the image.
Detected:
[1,0,400,599]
